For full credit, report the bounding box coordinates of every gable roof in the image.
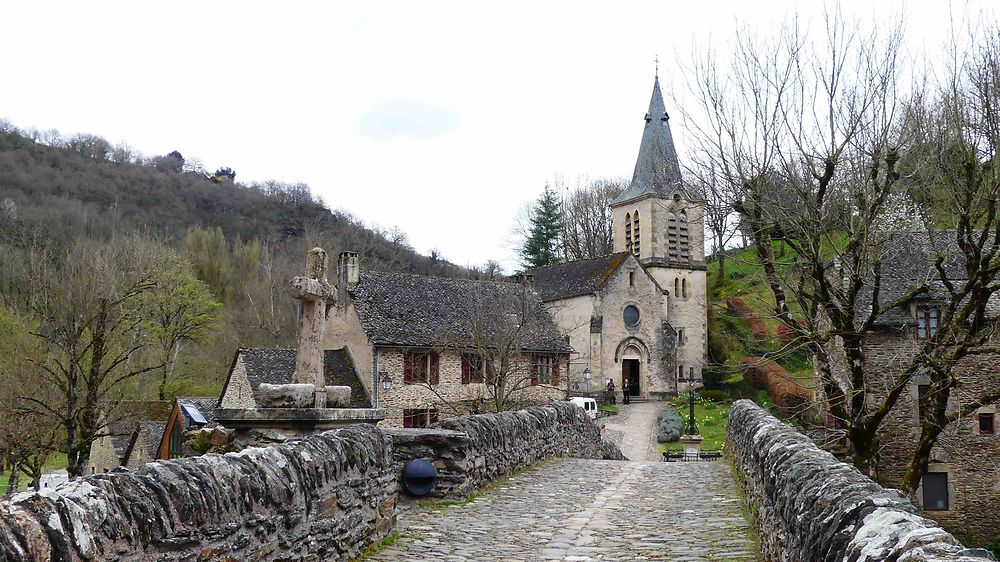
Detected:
[612,75,684,207]
[350,272,572,353]
[219,347,371,407]
[177,396,218,427]
[526,252,631,302]
[103,401,171,461]
[123,421,168,466]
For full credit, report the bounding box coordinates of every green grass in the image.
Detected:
[0,453,69,494]
[659,399,731,453]
[351,533,409,561]
[598,403,619,414]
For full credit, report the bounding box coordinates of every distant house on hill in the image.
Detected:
[323,254,573,427]
[218,347,370,410]
[87,401,171,475]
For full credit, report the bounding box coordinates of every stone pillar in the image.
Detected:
[290,248,337,407]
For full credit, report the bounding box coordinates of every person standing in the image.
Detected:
[622,380,631,405]
[606,379,616,404]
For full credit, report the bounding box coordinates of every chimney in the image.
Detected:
[507,272,535,288]
[338,251,359,291]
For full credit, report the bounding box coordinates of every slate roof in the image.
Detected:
[124,421,168,464]
[858,231,972,326]
[104,401,171,460]
[223,347,370,407]
[612,75,685,206]
[350,272,573,353]
[177,396,218,427]
[526,253,630,302]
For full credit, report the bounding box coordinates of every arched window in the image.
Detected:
[682,278,688,298]
[632,210,640,256]
[667,211,678,259]
[674,278,679,297]
[678,210,690,260]
[624,213,632,253]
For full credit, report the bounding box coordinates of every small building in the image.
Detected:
[324,264,573,427]
[157,396,218,460]
[87,400,171,475]
[122,421,167,470]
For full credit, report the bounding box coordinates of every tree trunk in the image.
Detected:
[4,460,20,496]
[716,253,726,286]
[847,426,880,480]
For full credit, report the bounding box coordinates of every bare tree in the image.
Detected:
[26,237,161,477]
[562,178,626,260]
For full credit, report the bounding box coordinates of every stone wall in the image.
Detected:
[0,424,397,562]
[387,402,625,499]
[726,400,995,562]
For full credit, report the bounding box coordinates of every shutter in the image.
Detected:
[403,353,414,384]
[461,354,471,384]
[530,355,539,385]
[429,352,440,385]
[551,354,560,386]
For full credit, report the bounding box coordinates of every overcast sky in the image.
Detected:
[2,1,992,271]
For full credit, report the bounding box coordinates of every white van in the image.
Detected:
[569,397,598,419]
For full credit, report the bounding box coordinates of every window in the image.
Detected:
[403,408,439,428]
[168,422,183,459]
[623,305,640,327]
[681,278,688,298]
[403,351,440,385]
[678,210,689,259]
[461,353,493,384]
[918,384,931,421]
[531,354,560,385]
[632,210,640,256]
[916,307,940,339]
[667,211,678,259]
[677,328,685,346]
[629,271,635,286]
[624,213,632,253]
[922,472,949,510]
[677,365,684,380]
[674,278,679,297]
[980,413,995,435]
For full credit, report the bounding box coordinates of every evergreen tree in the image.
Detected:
[520,185,563,268]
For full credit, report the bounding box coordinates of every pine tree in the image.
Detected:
[520,185,563,268]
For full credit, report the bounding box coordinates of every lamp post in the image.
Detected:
[582,367,591,391]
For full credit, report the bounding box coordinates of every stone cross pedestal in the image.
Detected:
[290,248,337,407]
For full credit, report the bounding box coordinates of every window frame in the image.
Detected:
[979,412,995,435]
[403,351,440,385]
[531,353,560,386]
[916,306,941,339]
[921,472,950,511]
[402,408,439,428]
[623,305,640,327]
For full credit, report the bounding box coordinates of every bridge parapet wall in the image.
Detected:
[0,402,621,561]
[726,400,995,562]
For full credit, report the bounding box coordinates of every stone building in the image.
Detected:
[527,74,707,398]
[86,400,171,475]
[819,231,1000,544]
[158,397,218,459]
[324,261,572,427]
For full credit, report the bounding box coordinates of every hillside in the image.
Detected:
[0,125,470,278]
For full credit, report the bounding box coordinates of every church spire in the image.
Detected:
[611,73,683,206]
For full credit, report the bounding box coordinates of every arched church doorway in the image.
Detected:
[621,345,642,397]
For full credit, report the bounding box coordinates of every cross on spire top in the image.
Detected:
[654,54,659,78]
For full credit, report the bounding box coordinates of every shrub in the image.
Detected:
[702,363,729,389]
[657,408,684,443]
[700,389,729,403]
[726,296,770,341]
[740,356,812,420]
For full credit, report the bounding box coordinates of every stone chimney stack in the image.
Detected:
[338,251,359,291]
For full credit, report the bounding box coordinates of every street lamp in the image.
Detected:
[678,370,701,435]
[380,372,392,391]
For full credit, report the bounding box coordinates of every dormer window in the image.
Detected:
[916,307,941,339]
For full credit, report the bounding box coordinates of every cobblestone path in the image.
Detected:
[599,401,668,462]
[369,458,760,561]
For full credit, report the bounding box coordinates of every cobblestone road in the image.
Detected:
[369,458,760,561]
[599,401,667,462]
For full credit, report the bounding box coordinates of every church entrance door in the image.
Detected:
[621,359,641,396]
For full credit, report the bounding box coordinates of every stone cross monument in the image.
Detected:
[290,247,337,407]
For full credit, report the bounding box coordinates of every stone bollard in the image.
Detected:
[325,386,353,408]
[259,383,316,408]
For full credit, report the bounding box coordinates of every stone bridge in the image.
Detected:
[0,402,992,561]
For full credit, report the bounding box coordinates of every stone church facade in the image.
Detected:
[529,74,707,398]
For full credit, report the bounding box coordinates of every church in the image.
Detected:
[528,73,707,399]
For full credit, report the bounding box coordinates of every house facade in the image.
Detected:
[324,261,572,427]
[819,232,1000,544]
[528,74,707,398]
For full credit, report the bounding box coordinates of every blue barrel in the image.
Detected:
[402,458,437,496]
